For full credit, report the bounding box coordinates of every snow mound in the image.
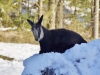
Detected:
[22,39,100,75]
[22,53,79,75]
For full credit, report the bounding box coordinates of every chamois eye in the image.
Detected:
[37,28,40,31]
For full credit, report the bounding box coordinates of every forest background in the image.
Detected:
[0,0,99,44]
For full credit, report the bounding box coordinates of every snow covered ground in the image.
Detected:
[0,39,100,75]
[0,43,40,75]
[0,59,23,75]
[0,43,40,61]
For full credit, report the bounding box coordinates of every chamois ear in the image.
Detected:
[27,19,34,26]
[37,15,43,25]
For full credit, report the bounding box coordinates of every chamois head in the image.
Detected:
[27,15,44,41]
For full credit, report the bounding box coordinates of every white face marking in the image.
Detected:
[32,28,38,40]
[32,26,44,41]
[37,27,44,41]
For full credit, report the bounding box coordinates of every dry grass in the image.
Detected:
[0,30,39,44]
[0,55,14,61]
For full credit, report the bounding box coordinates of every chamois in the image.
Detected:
[27,15,87,54]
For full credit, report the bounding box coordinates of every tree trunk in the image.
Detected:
[27,0,29,16]
[56,0,63,28]
[19,0,22,14]
[38,0,43,18]
[49,0,56,29]
[91,0,94,38]
[93,0,99,39]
